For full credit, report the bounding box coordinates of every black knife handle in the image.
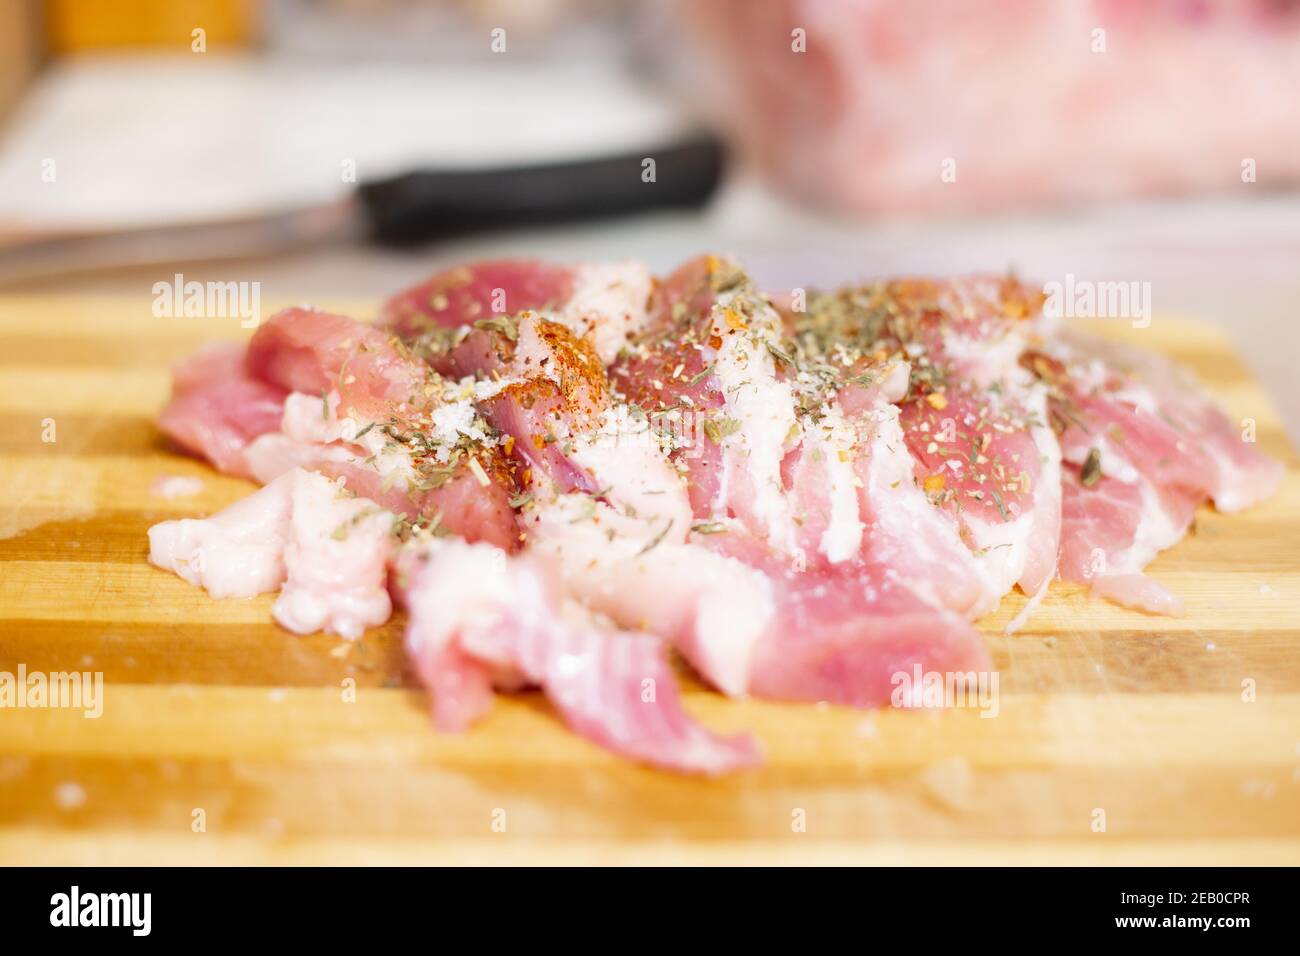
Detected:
[356,136,725,246]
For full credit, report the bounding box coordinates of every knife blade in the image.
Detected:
[0,135,724,285]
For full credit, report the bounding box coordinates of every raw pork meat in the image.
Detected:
[149,468,396,640]
[685,0,1300,214]
[147,254,1283,771]
[1026,330,1283,613]
[158,307,520,550]
[795,276,1063,620]
[399,538,761,774]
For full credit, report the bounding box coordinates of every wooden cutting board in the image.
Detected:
[1,295,1298,865]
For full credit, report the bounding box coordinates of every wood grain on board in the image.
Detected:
[1,296,1297,865]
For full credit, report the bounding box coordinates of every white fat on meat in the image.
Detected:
[1085,478,1190,616]
[272,469,395,639]
[401,538,539,694]
[566,406,694,531]
[524,494,775,697]
[796,403,865,564]
[946,334,1062,605]
[147,470,295,599]
[245,391,417,487]
[854,405,995,617]
[1009,383,1062,596]
[706,293,802,557]
[555,261,653,365]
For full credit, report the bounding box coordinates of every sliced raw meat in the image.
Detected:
[524,494,990,707]
[272,470,395,639]
[1056,465,1195,616]
[797,276,1062,612]
[1037,331,1284,513]
[242,392,519,550]
[148,254,1286,774]
[246,306,433,421]
[157,377,287,479]
[686,1,1300,214]
[846,387,992,617]
[522,495,775,696]
[400,538,761,774]
[241,307,521,547]
[150,469,399,635]
[157,340,287,479]
[380,259,653,364]
[612,256,815,561]
[1026,328,1282,613]
[415,302,692,531]
[147,470,295,599]
[169,341,247,392]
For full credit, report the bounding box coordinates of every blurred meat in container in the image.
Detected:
[682,0,1300,214]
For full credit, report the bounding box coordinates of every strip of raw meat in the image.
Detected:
[150,468,399,634]
[157,341,287,478]
[379,259,653,364]
[399,538,761,774]
[242,389,520,550]
[415,303,693,533]
[246,306,434,421]
[725,538,994,707]
[612,256,826,563]
[147,470,295,599]
[169,341,246,392]
[157,378,287,479]
[148,468,397,634]
[272,469,395,639]
[238,307,520,547]
[797,276,1063,612]
[840,374,993,617]
[523,493,991,707]
[1026,329,1282,613]
[521,495,775,696]
[1056,465,1196,616]
[1040,330,1284,513]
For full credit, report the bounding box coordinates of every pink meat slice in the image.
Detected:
[841,379,992,618]
[238,306,519,547]
[157,340,288,479]
[610,256,783,543]
[1057,465,1196,616]
[241,433,519,552]
[399,539,761,774]
[169,341,247,392]
[379,259,576,338]
[379,258,654,369]
[246,306,432,421]
[1043,331,1284,512]
[1027,330,1282,613]
[708,533,992,706]
[157,377,287,479]
[798,276,1062,610]
[475,316,610,496]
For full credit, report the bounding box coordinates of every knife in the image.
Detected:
[0,135,724,285]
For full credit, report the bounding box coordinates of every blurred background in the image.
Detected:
[0,0,1298,437]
